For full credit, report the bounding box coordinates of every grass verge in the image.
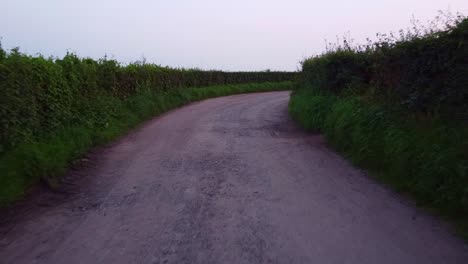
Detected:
[289,89,468,240]
[0,81,293,206]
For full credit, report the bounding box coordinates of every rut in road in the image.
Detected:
[1,91,467,264]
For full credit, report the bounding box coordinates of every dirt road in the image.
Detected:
[1,91,467,263]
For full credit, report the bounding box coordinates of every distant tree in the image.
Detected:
[0,39,6,61]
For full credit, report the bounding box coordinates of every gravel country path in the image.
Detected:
[1,91,467,264]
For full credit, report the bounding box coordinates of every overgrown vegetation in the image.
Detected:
[290,13,468,237]
[0,46,295,205]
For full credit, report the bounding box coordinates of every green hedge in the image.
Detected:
[300,18,468,118]
[0,47,297,155]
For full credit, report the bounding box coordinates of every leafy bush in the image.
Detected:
[0,48,297,155]
[300,14,468,118]
[301,49,371,94]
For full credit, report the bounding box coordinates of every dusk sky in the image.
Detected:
[2,1,467,71]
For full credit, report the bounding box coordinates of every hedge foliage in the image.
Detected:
[301,17,468,118]
[0,47,296,155]
[292,15,468,236]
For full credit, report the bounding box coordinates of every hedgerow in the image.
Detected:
[0,46,295,205]
[300,14,467,117]
[290,13,468,237]
[0,48,296,155]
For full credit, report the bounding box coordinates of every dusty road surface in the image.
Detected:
[1,91,467,264]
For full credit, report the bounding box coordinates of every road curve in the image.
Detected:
[1,91,467,264]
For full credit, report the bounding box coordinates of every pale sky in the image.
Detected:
[1,1,467,71]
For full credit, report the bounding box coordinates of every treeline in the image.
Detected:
[290,15,468,235]
[0,46,295,205]
[0,47,296,154]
